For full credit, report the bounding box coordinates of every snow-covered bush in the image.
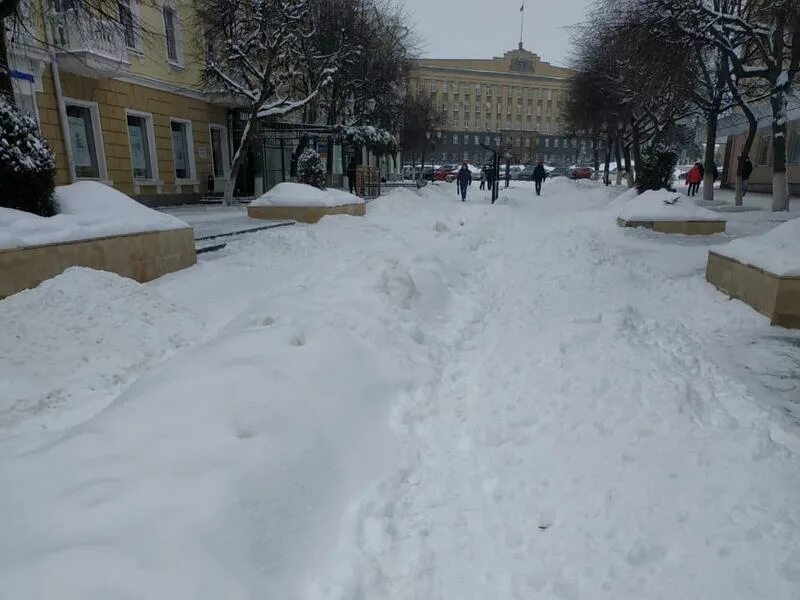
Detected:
[0,97,58,217]
[297,148,326,190]
[636,147,678,194]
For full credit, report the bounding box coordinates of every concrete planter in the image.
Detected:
[0,228,196,299]
[247,203,366,224]
[706,251,800,328]
[617,218,726,235]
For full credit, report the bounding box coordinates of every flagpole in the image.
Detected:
[519,1,525,49]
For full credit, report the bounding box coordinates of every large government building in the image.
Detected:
[407,46,593,166]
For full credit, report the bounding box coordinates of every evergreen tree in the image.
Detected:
[0,97,57,216]
[297,148,326,189]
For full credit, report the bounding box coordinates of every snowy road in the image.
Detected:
[1,180,799,599]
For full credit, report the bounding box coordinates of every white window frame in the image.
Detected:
[169,117,197,186]
[161,2,184,67]
[64,97,109,183]
[125,109,161,188]
[208,123,231,182]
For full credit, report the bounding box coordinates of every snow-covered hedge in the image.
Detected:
[0,182,188,250]
[618,190,721,222]
[0,97,57,217]
[251,182,364,208]
[715,217,800,277]
[297,148,326,190]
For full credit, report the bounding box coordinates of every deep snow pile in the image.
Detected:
[250,182,364,207]
[0,268,203,441]
[715,216,800,276]
[1,180,799,599]
[0,181,188,250]
[619,189,722,222]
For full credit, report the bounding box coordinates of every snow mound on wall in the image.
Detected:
[0,181,188,250]
[619,190,722,222]
[0,267,203,438]
[251,183,365,208]
[715,217,800,277]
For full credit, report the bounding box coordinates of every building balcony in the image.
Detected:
[52,12,130,77]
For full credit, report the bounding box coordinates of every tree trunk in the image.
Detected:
[603,134,612,186]
[623,144,634,189]
[615,135,623,186]
[0,17,15,106]
[593,138,600,174]
[224,111,256,206]
[771,88,790,211]
[631,121,642,184]
[702,112,718,202]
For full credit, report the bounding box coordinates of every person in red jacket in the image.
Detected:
[686,163,702,197]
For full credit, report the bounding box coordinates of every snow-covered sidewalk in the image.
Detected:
[1,180,799,599]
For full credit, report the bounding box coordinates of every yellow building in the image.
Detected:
[408,46,592,166]
[7,0,245,205]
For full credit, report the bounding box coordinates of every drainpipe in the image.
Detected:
[42,0,75,183]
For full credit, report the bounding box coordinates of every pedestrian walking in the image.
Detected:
[532,161,548,196]
[686,163,702,197]
[486,164,496,192]
[347,158,357,195]
[456,161,472,202]
[741,156,753,197]
[479,167,486,190]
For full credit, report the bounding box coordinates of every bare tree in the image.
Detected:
[655,0,800,210]
[199,0,344,204]
[399,93,444,182]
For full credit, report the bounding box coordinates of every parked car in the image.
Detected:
[569,166,594,179]
[434,165,455,181]
[548,165,570,178]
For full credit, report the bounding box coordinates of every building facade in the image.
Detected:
[7,0,244,206]
[719,96,800,195]
[407,47,594,166]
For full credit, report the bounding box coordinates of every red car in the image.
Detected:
[569,166,593,180]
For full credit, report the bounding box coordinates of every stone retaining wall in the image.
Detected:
[248,203,366,224]
[706,252,800,328]
[617,218,726,235]
[0,228,196,299]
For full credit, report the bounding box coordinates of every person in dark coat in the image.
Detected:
[741,156,753,197]
[532,161,548,196]
[486,163,496,192]
[456,161,472,202]
[479,167,487,190]
[347,158,357,195]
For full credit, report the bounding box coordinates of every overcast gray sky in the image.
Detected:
[402,0,593,67]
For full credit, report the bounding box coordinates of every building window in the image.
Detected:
[545,138,550,148]
[126,111,157,181]
[163,6,181,64]
[170,118,195,180]
[453,134,459,145]
[209,124,230,179]
[757,135,771,166]
[118,0,138,49]
[65,100,106,180]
